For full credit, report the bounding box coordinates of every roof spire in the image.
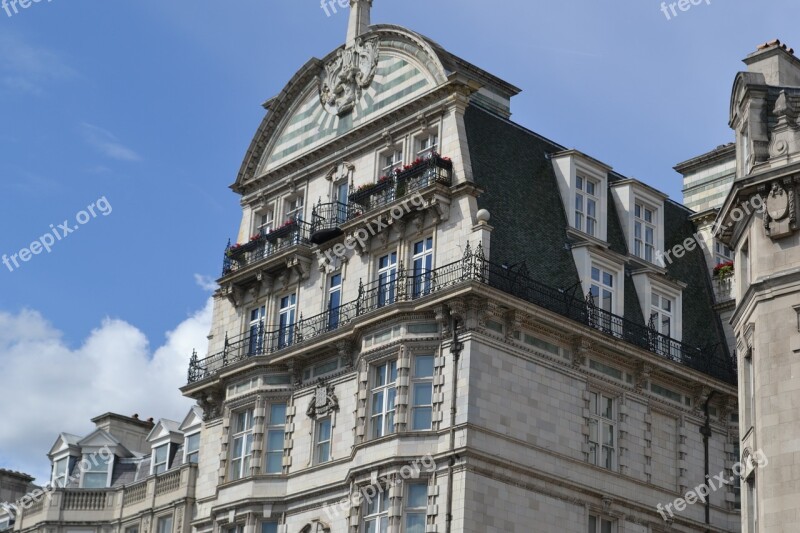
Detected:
[346,0,373,47]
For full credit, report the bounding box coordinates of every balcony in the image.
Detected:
[16,466,196,531]
[188,244,736,386]
[309,154,453,246]
[222,220,311,277]
[713,275,735,303]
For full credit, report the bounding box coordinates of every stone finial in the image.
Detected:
[347,0,373,47]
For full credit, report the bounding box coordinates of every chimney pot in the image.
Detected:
[132,414,139,419]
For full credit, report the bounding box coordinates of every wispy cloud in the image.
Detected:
[0,33,77,95]
[194,274,218,292]
[81,123,142,162]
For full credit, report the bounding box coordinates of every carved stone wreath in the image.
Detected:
[318,36,380,116]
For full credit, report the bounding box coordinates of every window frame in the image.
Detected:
[411,237,434,298]
[650,290,674,337]
[411,355,435,431]
[285,194,305,223]
[327,273,343,331]
[381,148,404,175]
[315,417,332,465]
[155,515,173,533]
[151,443,171,475]
[371,360,398,439]
[79,452,114,489]
[278,293,297,349]
[588,514,616,533]
[377,252,398,307]
[575,175,599,237]
[361,487,390,533]
[587,391,616,471]
[416,132,439,159]
[229,408,255,481]
[264,403,287,475]
[52,455,70,488]
[634,201,657,263]
[404,482,428,533]
[184,432,200,464]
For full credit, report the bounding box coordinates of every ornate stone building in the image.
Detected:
[16,2,744,533]
[714,39,800,532]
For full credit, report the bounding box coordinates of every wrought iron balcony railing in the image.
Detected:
[222,220,311,276]
[309,154,454,245]
[189,244,736,385]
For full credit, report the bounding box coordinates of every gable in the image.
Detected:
[259,51,434,174]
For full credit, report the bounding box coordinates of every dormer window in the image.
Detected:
[634,202,656,262]
[650,291,674,336]
[52,457,70,488]
[632,273,683,342]
[81,453,113,488]
[184,433,200,464]
[551,150,610,242]
[576,175,599,237]
[152,444,170,474]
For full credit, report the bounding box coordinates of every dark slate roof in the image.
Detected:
[464,104,733,381]
[464,104,579,291]
[662,201,733,373]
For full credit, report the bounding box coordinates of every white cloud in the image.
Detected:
[194,273,218,292]
[81,123,142,162]
[0,33,77,95]
[0,298,213,484]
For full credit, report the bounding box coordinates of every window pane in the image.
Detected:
[319,420,331,441]
[412,407,432,430]
[186,433,200,452]
[270,404,287,425]
[267,431,284,452]
[415,356,434,378]
[407,484,427,507]
[406,515,425,533]
[414,383,432,405]
[82,473,107,488]
[265,454,282,474]
[588,516,596,533]
[261,524,278,533]
[601,519,613,533]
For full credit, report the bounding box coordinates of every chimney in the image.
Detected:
[346,0,373,47]
[744,39,800,87]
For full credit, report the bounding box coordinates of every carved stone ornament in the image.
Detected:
[299,522,330,533]
[318,36,380,117]
[306,381,339,418]
[767,181,790,221]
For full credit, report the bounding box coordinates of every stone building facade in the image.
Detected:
[15,2,745,533]
[715,40,800,533]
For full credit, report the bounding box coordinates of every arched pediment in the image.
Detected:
[234,26,450,191]
[729,71,767,128]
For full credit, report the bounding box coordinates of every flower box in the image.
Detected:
[712,261,734,279]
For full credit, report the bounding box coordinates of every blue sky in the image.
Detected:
[0,0,795,478]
